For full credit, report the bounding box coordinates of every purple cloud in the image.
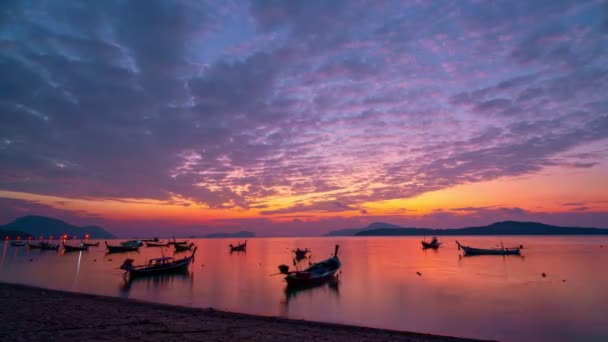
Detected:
[0,0,607,226]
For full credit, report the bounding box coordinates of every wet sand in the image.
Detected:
[0,282,485,342]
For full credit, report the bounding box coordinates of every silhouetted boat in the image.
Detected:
[421,236,442,249]
[120,247,197,278]
[62,241,88,252]
[229,240,247,252]
[121,240,143,248]
[456,240,521,255]
[168,240,188,246]
[280,245,341,287]
[28,241,60,250]
[174,242,195,253]
[81,241,99,247]
[9,241,26,247]
[145,241,169,247]
[105,241,139,253]
[292,248,310,261]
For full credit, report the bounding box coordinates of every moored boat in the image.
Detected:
[168,240,188,246]
[280,245,341,287]
[120,247,197,278]
[145,241,169,247]
[28,241,60,251]
[292,248,310,261]
[174,242,195,253]
[81,241,100,247]
[421,236,442,249]
[456,240,522,256]
[10,241,26,247]
[105,241,140,253]
[229,240,247,252]
[121,240,143,248]
[63,241,88,252]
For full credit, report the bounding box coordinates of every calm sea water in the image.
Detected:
[1,236,607,341]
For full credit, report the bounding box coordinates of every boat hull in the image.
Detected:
[461,246,520,255]
[421,241,441,249]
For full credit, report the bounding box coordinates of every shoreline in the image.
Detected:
[0,282,485,341]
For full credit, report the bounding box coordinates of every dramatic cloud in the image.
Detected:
[1,0,607,233]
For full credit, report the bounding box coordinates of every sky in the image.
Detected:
[1,0,607,237]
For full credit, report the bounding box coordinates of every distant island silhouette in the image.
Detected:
[325,221,608,236]
[0,215,115,239]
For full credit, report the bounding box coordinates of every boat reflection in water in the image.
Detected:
[119,271,193,295]
[284,275,340,304]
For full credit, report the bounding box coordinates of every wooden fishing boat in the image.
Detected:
[10,241,26,247]
[121,240,143,248]
[120,247,197,278]
[421,236,442,249]
[174,242,195,253]
[168,240,188,246]
[229,240,247,252]
[292,248,310,261]
[28,241,60,250]
[280,245,341,287]
[81,241,100,247]
[105,241,139,253]
[456,241,521,256]
[145,241,169,247]
[63,241,88,252]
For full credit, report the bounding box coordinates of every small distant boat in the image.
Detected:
[81,241,100,247]
[105,241,139,253]
[10,241,26,247]
[168,240,188,246]
[120,247,197,278]
[63,241,88,252]
[280,245,341,287]
[141,238,160,242]
[145,241,169,247]
[229,240,247,252]
[28,241,60,251]
[174,242,195,253]
[292,248,310,261]
[121,240,143,248]
[456,240,522,256]
[421,236,442,249]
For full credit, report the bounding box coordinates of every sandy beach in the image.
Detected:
[0,282,484,342]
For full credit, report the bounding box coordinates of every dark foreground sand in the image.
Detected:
[0,282,486,342]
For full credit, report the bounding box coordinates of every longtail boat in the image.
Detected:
[105,241,139,253]
[421,236,442,249]
[280,245,341,287]
[174,242,195,253]
[456,240,522,256]
[229,240,247,252]
[145,241,169,247]
[10,241,26,247]
[121,240,143,248]
[63,241,88,252]
[292,248,310,261]
[81,241,100,247]
[168,240,188,246]
[120,247,197,278]
[28,241,60,251]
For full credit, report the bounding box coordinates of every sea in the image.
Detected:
[1,236,607,341]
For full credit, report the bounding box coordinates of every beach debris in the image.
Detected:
[416,272,422,276]
[542,273,547,277]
